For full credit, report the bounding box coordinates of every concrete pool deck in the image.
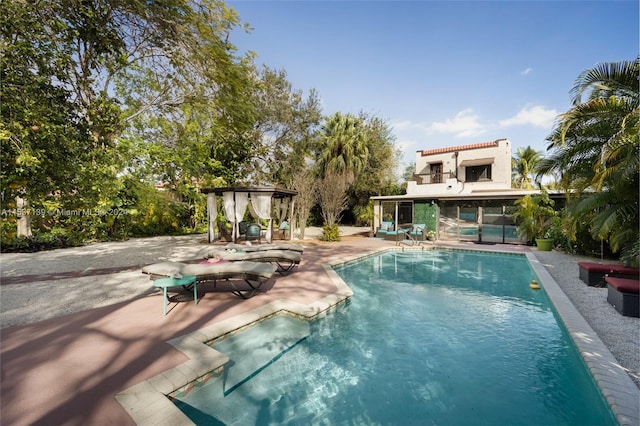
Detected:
[1,230,638,425]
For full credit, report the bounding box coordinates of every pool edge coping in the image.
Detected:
[115,246,640,426]
[115,257,355,425]
[527,251,639,426]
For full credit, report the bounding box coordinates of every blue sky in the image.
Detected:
[227,0,638,170]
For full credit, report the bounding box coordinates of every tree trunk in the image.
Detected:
[16,196,32,237]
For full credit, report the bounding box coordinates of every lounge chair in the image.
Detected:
[204,248,301,274]
[605,276,639,317]
[578,262,640,287]
[142,260,276,299]
[224,242,305,254]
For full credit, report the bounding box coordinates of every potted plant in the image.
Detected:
[513,191,556,251]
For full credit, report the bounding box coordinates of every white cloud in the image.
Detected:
[498,105,558,128]
[428,108,488,138]
[391,120,420,131]
[520,67,533,76]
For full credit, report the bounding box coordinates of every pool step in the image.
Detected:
[212,316,311,395]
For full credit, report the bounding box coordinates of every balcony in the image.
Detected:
[416,171,456,185]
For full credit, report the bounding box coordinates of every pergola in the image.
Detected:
[201,186,298,243]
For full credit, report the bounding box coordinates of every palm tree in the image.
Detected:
[316,112,369,181]
[512,146,542,189]
[538,58,639,265]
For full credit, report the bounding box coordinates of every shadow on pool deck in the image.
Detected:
[1,235,394,425]
[0,234,637,425]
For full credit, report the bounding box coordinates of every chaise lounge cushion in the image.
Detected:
[605,276,640,294]
[605,276,640,317]
[223,242,305,253]
[202,249,301,273]
[142,261,276,283]
[577,262,640,286]
[380,221,393,231]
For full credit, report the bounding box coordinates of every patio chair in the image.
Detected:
[218,222,233,242]
[409,224,427,240]
[245,223,262,243]
[397,225,429,246]
[272,221,290,240]
[236,221,248,241]
[383,227,409,244]
[375,221,394,238]
[142,260,276,299]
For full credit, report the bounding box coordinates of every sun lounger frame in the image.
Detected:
[142,261,276,299]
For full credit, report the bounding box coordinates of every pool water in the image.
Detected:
[174,250,616,425]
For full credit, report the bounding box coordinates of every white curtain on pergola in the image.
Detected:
[250,193,273,241]
[223,191,250,241]
[206,188,296,243]
[222,191,235,221]
[276,199,289,224]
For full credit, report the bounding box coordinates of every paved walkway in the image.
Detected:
[1,230,638,425]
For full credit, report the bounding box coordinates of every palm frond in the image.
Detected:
[570,58,640,105]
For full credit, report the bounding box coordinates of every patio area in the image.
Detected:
[1,231,638,425]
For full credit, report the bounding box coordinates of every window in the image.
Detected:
[398,202,413,225]
[465,165,492,182]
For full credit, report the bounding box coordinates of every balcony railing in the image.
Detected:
[417,171,456,184]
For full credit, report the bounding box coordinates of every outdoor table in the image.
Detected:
[152,275,197,316]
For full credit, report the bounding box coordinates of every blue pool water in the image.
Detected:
[174,250,616,425]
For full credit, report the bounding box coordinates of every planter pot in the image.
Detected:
[535,238,553,251]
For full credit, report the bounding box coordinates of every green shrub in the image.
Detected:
[321,224,340,242]
[0,226,85,252]
[353,202,373,227]
[620,240,639,268]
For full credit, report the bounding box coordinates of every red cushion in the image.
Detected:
[605,277,640,294]
[578,262,640,275]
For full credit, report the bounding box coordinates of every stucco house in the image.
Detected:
[409,138,512,195]
[371,138,564,244]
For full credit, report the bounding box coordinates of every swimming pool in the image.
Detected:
[172,249,616,425]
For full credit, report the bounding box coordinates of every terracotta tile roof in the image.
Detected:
[419,139,506,156]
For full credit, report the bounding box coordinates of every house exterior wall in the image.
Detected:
[407,138,512,196]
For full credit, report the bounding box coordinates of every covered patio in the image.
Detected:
[202,186,297,244]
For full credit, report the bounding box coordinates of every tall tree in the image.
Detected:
[115,0,258,188]
[317,169,350,229]
[350,112,400,204]
[538,58,639,265]
[239,67,322,186]
[1,0,255,237]
[290,167,318,240]
[511,146,542,189]
[316,112,369,182]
